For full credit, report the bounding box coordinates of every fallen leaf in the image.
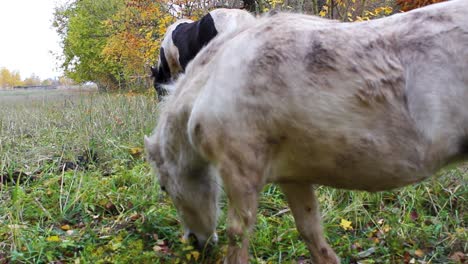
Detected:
[449,251,466,263]
[46,236,61,242]
[61,224,71,231]
[191,251,200,261]
[403,251,411,263]
[340,219,353,231]
[414,249,424,258]
[105,202,115,210]
[455,228,465,235]
[352,242,362,250]
[410,210,419,221]
[153,245,163,252]
[183,245,194,251]
[129,147,143,157]
[130,213,140,221]
[357,247,375,258]
[382,225,391,233]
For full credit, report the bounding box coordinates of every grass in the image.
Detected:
[0,88,466,264]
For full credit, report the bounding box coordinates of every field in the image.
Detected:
[0,89,466,264]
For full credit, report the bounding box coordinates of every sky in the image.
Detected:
[0,0,64,80]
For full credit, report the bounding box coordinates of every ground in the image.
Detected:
[0,88,466,263]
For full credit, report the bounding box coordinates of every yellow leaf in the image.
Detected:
[455,227,465,234]
[61,224,71,231]
[46,235,61,242]
[191,251,200,261]
[129,147,143,156]
[382,225,391,233]
[384,7,393,15]
[414,249,424,258]
[340,219,353,230]
[153,245,163,252]
[186,253,192,260]
[183,245,194,251]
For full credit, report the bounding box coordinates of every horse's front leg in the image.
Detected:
[280,183,340,264]
[219,160,263,264]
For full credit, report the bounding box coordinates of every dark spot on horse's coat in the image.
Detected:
[426,14,452,22]
[355,52,365,59]
[266,137,278,145]
[403,35,434,55]
[335,152,356,169]
[338,136,347,145]
[355,91,371,107]
[410,12,423,21]
[266,135,287,146]
[348,65,359,73]
[267,9,280,16]
[172,13,218,70]
[321,247,329,257]
[366,42,375,51]
[305,206,312,212]
[198,40,222,66]
[306,40,337,72]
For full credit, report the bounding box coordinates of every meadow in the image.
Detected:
[0,88,465,263]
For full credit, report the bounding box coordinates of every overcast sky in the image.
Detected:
[0,0,63,80]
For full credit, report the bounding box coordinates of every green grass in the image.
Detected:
[0,88,466,264]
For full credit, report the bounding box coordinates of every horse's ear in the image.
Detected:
[197,13,218,46]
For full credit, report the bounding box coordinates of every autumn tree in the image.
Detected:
[53,0,125,91]
[396,0,446,11]
[0,67,23,89]
[102,0,175,90]
[23,74,42,86]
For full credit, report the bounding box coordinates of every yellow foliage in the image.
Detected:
[46,235,61,242]
[339,218,353,230]
[102,0,175,84]
[319,0,394,21]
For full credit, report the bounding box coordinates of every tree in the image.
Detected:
[53,0,125,91]
[317,0,395,21]
[396,0,445,11]
[102,0,175,90]
[0,67,23,89]
[23,74,42,86]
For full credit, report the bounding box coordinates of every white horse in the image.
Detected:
[146,0,468,263]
